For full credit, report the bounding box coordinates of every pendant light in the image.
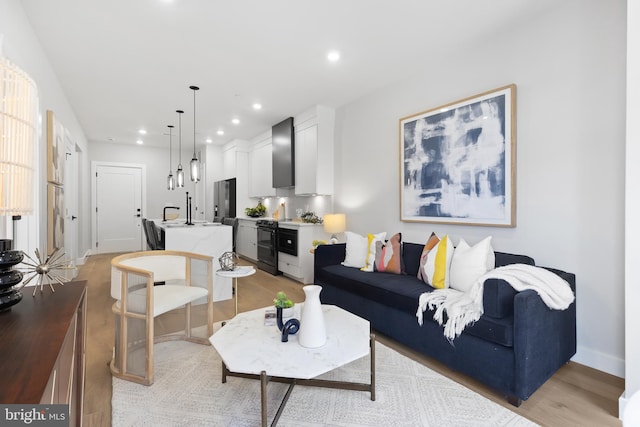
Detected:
[189,85,201,182]
[176,109,184,187]
[167,125,175,190]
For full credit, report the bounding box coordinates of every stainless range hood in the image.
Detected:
[272,117,295,188]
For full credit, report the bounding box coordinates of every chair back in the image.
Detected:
[142,218,154,250]
[144,220,165,250]
[111,252,188,300]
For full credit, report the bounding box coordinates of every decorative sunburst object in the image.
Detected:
[218,251,238,271]
[19,247,76,296]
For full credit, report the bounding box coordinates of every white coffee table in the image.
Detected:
[209,304,375,427]
[215,265,256,315]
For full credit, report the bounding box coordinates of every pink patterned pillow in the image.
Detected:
[374,233,403,274]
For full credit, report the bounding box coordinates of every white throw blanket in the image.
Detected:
[416,263,575,341]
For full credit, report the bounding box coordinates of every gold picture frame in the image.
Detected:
[399,84,516,227]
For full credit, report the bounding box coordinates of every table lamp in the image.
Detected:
[323,213,346,244]
[0,45,38,310]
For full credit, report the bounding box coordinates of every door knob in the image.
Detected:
[71,216,77,220]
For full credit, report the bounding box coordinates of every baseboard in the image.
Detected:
[619,390,628,423]
[572,344,624,378]
[76,250,92,266]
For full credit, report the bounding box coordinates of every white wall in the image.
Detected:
[334,0,626,376]
[89,142,204,221]
[623,0,639,417]
[0,0,91,259]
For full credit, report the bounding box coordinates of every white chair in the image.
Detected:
[110,250,214,385]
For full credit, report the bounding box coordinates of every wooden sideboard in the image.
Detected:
[0,280,87,426]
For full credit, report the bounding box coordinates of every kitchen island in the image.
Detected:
[153,219,233,302]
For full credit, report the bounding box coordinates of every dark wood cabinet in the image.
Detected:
[0,281,87,426]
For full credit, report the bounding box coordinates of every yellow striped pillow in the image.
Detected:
[422,235,454,289]
[361,232,387,272]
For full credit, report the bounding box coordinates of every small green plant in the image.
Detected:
[273,291,294,308]
[245,201,267,217]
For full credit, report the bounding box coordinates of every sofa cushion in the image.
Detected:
[403,242,424,276]
[316,264,515,347]
[317,264,427,315]
[464,314,514,347]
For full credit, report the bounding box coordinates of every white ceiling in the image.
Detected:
[21,0,557,148]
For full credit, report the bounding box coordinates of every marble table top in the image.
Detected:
[215,265,256,278]
[209,304,370,379]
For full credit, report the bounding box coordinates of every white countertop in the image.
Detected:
[237,217,323,228]
[153,219,226,229]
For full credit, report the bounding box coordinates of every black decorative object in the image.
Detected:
[276,306,300,342]
[0,239,24,312]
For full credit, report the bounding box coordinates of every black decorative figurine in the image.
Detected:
[276,307,300,342]
[0,239,24,311]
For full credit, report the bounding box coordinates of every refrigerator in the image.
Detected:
[213,178,236,221]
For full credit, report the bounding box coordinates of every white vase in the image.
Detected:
[298,285,326,348]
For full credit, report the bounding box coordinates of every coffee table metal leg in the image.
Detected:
[261,371,268,427]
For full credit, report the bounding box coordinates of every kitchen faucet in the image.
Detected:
[163,206,180,221]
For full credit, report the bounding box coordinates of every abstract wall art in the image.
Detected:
[47,110,65,185]
[400,85,516,227]
[47,183,64,253]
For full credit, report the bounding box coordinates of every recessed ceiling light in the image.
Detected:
[252,103,262,110]
[217,129,224,136]
[138,129,147,135]
[327,51,340,62]
[206,138,213,144]
[440,108,449,113]
[136,139,143,145]
[231,118,240,125]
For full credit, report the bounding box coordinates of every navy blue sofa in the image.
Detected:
[314,242,576,406]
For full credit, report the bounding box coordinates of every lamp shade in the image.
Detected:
[323,213,346,234]
[0,56,37,216]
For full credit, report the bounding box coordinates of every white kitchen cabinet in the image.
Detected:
[237,219,258,262]
[277,223,325,284]
[223,140,250,181]
[249,132,276,197]
[294,105,335,195]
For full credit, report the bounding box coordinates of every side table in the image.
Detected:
[216,265,256,315]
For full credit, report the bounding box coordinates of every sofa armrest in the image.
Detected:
[314,243,346,279]
[512,271,577,399]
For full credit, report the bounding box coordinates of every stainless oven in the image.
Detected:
[256,220,280,275]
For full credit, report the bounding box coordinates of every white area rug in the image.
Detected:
[112,340,537,427]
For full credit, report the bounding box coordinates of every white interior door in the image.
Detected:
[63,136,78,268]
[94,164,143,253]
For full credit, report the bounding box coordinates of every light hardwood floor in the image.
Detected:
[78,253,624,427]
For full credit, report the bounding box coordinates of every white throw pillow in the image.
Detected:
[341,231,386,269]
[449,236,495,293]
